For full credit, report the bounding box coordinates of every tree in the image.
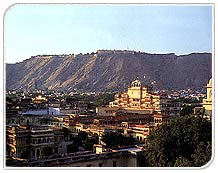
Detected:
[78,131,87,142]
[67,143,78,153]
[41,147,53,157]
[84,143,94,151]
[20,150,30,159]
[191,142,212,167]
[180,105,194,116]
[95,93,115,107]
[61,127,70,139]
[145,115,212,167]
[174,156,193,167]
[102,131,119,148]
[102,131,137,149]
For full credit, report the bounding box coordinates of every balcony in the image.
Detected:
[30,142,54,147]
[30,133,54,137]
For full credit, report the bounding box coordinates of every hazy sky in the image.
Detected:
[4,4,212,63]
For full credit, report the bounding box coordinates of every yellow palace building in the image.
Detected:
[203,79,212,117]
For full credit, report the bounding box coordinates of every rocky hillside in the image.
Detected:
[6,50,212,91]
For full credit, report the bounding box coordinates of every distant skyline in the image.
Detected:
[4,4,212,63]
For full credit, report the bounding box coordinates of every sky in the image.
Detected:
[4,4,213,63]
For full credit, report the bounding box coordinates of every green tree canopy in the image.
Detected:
[95,93,115,107]
[41,147,53,157]
[102,131,136,149]
[145,115,212,167]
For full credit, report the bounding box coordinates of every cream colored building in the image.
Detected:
[111,80,156,111]
[124,124,154,143]
[33,95,47,104]
[97,79,180,117]
[203,79,212,117]
[6,125,55,160]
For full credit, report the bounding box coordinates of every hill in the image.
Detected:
[6,50,212,91]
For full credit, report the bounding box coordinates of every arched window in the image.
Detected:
[43,138,46,143]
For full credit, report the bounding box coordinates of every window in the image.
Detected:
[87,164,92,167]
[99,163,102,167]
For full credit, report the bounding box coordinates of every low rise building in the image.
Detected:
[6,125,66,160]
[97,79,180,117]
[6,125,30,159]
[21,107,60,116]
[28,147,145,167]
[33,95,47,104]
[29,126,54,160]
[124,124,154,144]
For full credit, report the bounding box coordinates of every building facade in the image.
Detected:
[6,125,66,160]
[28,147,145,167]
[203,79,212,117]
[97,80,180,117]
[6,125,30,159]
